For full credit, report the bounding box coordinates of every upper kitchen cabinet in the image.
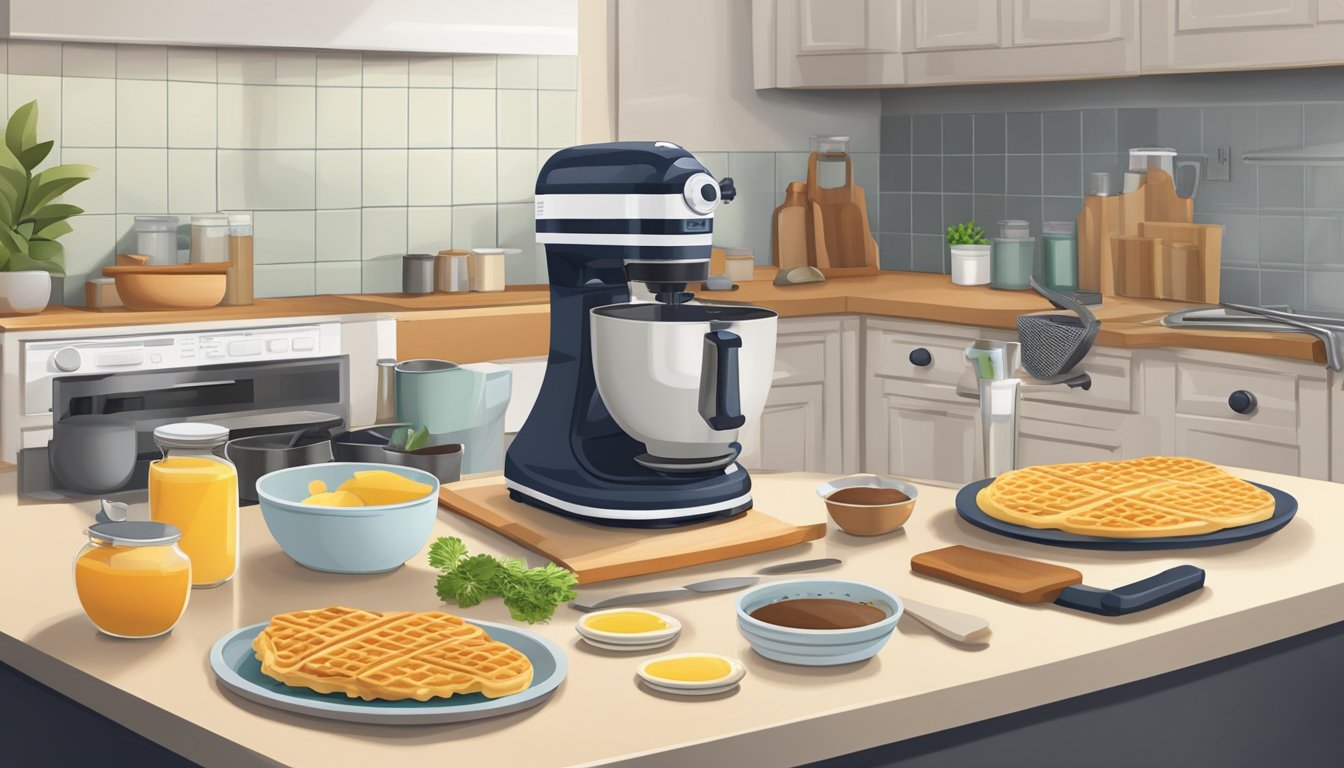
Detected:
[0,0,577,55]
[757,0,1139,88]
[1141,0,1344,73]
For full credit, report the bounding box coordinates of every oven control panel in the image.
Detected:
[22,323,341,417]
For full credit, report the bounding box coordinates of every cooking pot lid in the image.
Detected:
[592,303,776,323]
[87,521,181,547]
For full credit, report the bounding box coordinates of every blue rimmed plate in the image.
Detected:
[209,619,567,725]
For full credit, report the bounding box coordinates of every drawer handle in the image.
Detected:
[1228,390,1257,415]
[909,348,933,367]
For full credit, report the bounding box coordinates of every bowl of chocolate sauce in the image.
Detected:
[816,474,919,536]
[735,579,903,666]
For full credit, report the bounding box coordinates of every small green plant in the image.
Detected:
[0,101,96,275]
[945,220,988,247]
[390,425,431,452]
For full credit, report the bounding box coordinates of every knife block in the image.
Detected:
[1077,169,1222,302]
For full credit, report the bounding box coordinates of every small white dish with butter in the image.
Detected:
[576,608,682,651]
[636,653,746,696]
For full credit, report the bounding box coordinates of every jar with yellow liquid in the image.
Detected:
[149,423,238,588]
[74,521,191,638]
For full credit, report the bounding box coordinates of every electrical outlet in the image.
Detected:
[1206,145,1231,182]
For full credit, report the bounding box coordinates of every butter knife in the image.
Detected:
[570,557,841,612]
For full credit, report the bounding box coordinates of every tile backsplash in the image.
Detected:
[0,39,577,304]
[879,68,1344,313]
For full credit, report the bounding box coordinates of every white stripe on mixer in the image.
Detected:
[535,194,710,220]
[536,232,714,246]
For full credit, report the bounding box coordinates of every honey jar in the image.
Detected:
[149,423,239,588]
[74,521,191,638]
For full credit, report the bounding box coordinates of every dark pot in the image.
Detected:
[382,443,464,484]
[330,424,405,463]
[226,428,334,503]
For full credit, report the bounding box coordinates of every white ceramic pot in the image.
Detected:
[0,270,52,314]
[950,244,991,286]
[590,302,777,461]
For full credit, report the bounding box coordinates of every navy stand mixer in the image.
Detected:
[504,142,779,527]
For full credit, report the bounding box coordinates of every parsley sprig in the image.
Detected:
[428,537,578,624]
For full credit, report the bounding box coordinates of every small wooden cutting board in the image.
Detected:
[439,480,827,585]
[911,545,1083,603]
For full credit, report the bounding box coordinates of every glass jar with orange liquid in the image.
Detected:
[74,521,191,638]
[149,423,238,588]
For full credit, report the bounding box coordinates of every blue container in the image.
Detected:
[735,579,903,666]
[255,462,440,574]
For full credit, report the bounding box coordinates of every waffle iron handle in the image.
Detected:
[1054,565,1206,616]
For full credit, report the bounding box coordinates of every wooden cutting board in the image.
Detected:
[439,480,827,585]
[805,152,879,277]
[911,545,1083,603]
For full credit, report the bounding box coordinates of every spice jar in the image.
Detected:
[990,220,1035,291]
[149,423,238,588]
[74,521,191,638]
[1041,221,1078,292]
[190,214,229,263]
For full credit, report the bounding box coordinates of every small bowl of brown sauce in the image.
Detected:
[816,474,918,536]
[735,579,903,666]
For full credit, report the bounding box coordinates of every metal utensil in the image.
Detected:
[899,597,991,644]
[1018,278,1099,379]
[571,557,842,611]
[1221,302,1344,371]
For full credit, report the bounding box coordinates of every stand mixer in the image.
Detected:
[504,141,779,527]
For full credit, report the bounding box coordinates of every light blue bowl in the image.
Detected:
[255,462,440,574]
[735,579,903,666]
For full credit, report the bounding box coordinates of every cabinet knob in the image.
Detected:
[909,348,933,367]
[1228,390,1257,415]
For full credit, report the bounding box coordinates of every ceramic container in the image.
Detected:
[0,270,52,314]
[816,474,918,536]
[134,215,179,266]
[950,244,991,286]
[735,579,902,666]
[255,462,439,574]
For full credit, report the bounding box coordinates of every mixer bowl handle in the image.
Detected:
[699,331,746,431]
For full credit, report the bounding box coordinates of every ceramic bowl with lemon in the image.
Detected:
[255,462,440,574]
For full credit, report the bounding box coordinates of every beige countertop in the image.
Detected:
[0,271,1326,365]
[2,467,1341,767]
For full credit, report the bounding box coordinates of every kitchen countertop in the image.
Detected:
[2,466,1340,767]
[0,271,1325,365]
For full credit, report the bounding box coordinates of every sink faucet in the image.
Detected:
[957,340,1091,477]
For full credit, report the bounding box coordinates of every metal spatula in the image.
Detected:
[1017,278,1099,379]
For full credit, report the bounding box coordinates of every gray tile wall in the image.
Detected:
[879,68,1344,313]
[0,40,577,303]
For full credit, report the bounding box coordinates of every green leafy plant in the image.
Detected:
[390,425,431,452]
[945,220,988,247]
[429,536,579,624]
[0,101,96,275]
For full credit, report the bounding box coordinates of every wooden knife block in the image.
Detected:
[1077,169,1222,302]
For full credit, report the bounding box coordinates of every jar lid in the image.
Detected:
[88,521,181,547]
[226,212,252,226]
[1043,220,1076,235]
[134,215,178,228]
[191,214,229,226]
[154,422,229,449]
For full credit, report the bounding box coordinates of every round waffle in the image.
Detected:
[253,607,532,701]
[977,457,1274,538]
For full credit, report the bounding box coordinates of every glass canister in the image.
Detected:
[74,521,191,638]
[990,220,1035,290]
[190,214,229,263]
[149,423,238,588]
[1041,220,1079,292]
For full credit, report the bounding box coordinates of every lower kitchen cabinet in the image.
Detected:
[738,316,860,474]
[866,386,980,484]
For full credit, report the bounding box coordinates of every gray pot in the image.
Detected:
[382,443,463,484]
[50,415,137,495]
[226,428,334,503]
[330,424,404,463]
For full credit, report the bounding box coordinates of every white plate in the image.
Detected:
[580,635,677,653]
[640,679,740,697]
[576,609,682,646]
[636,653,746,691]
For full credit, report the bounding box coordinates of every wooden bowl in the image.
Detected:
[816,474,918,536]
[102,262,230,311]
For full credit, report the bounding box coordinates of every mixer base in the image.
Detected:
[633,450,739,473]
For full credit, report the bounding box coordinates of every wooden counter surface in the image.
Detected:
[2,467,1341,767]
[0,272,1325,365]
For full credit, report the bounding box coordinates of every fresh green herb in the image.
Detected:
[404,425,431,452]
[429,536,579,624]
[945,220,988,246]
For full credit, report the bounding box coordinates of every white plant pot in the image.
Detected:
[950,244,991,286]
[0,270,53,314]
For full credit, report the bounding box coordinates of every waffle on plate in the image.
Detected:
[253,606,534,701]
[977,457,1275,538]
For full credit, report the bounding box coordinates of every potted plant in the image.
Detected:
[0,100,96,314]
[946,220,990,286]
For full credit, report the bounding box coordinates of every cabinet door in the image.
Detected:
[797,0,870,53]
[752,383,827,471]
[1142,0,1344,73]
[912,0,1001,50]
[1013,0,1126,46]
[867,389,980,485]
[771,0,904,87]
